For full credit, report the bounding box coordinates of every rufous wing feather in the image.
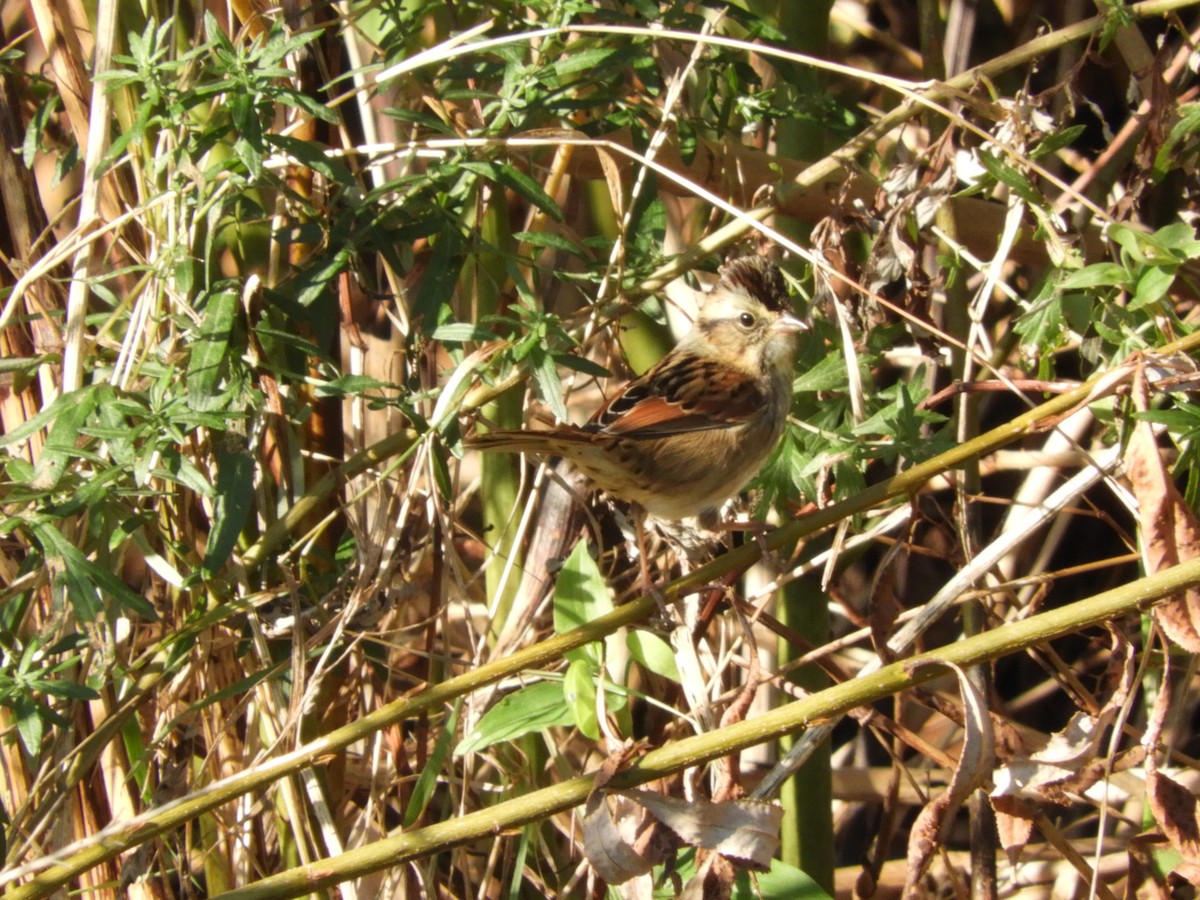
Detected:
[594,351,765,437]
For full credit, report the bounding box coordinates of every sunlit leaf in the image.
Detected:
[554,541,612,667]
[203,444,255,574]
[455,682,572,756]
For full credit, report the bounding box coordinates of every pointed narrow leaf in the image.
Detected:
[28,388,99,490]
[565,659,599,739]
[554,541,612,666]
[455,681,572,755]
[203,445,255,573]
[187,288,239,411]
[404,702,460,827]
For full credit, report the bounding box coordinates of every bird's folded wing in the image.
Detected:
[593,352,764,437]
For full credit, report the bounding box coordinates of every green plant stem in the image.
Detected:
[210,553,1200,900]
[778,576,832,889]
[6,330,1198,899]
[470,188,524,638]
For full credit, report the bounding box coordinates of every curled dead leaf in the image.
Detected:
[582,790,661,885]
[1126,366,1200,651]
[992,636,1137,812]
[990,795,1037,863]
[1147,770,1200,887]
[618,789,783,872]
[902,658,994,893]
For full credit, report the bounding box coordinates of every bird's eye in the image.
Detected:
[738,312,756,328]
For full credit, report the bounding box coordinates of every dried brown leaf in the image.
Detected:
[618,789,783,871]
[1126,834,1174,900]
[867,547,905,662]
[1174,861,1200,888]
[866,164,954,294]
[1127,367,1200,651]
[582,791,659,885]
[1147,770,1200,884]
[679,852,735,900]
[902,659,994,893]
[992,635,1135,805]
[990,795,1037,862]
[991,711,1108,803]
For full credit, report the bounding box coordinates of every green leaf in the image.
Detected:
[1058,263,1127,291]
[1142,221,1200,258]
[454,681,572,755]
[460,160,563,222]
[278,88,339,125]
[403,701,459,827]
[793,351,853,393]
[265,133,355,186]
[564,659,599,739]
[1030,125,1087,160]
[658,850,834,899]
[430,443,453,500]
[23,93,60,168]
[1013,283,1066,354]
[1129,265,1176,311]
[292,247,350,311]
[12,695,44,758]
[30,520,102,620]
[531,347,569,424]
[626,630,680,683]
[159,448,215,497]
[1137,408,1199,428]
[1109,222,1200,266]
[1097,0,1134,50]
[232,134,262,180]
[203,444,255,574]
[553,541,612,667]
[313,374,392,397]
[1156,104,1200,178]
[1060,292,1095,334]
[553,352,610,380]
[0,353,57,376]
[1092,313,1131,348]
[27,388,99,490]
[187,288,239,411]
[86,555,157,619]
[555,47,618,77]
[432,322,500,343]
[34,679,100,702]
[513,230,589,258]
[733,859,834,899]
[976,150,1039,205]
[412,232,463,328]
[30,518,156,620]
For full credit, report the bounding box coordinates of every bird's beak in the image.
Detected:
[771,312,808,335]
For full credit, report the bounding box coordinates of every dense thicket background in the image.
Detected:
[3,1,1200,897]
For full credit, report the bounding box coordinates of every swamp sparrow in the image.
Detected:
[468,256,805,525]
